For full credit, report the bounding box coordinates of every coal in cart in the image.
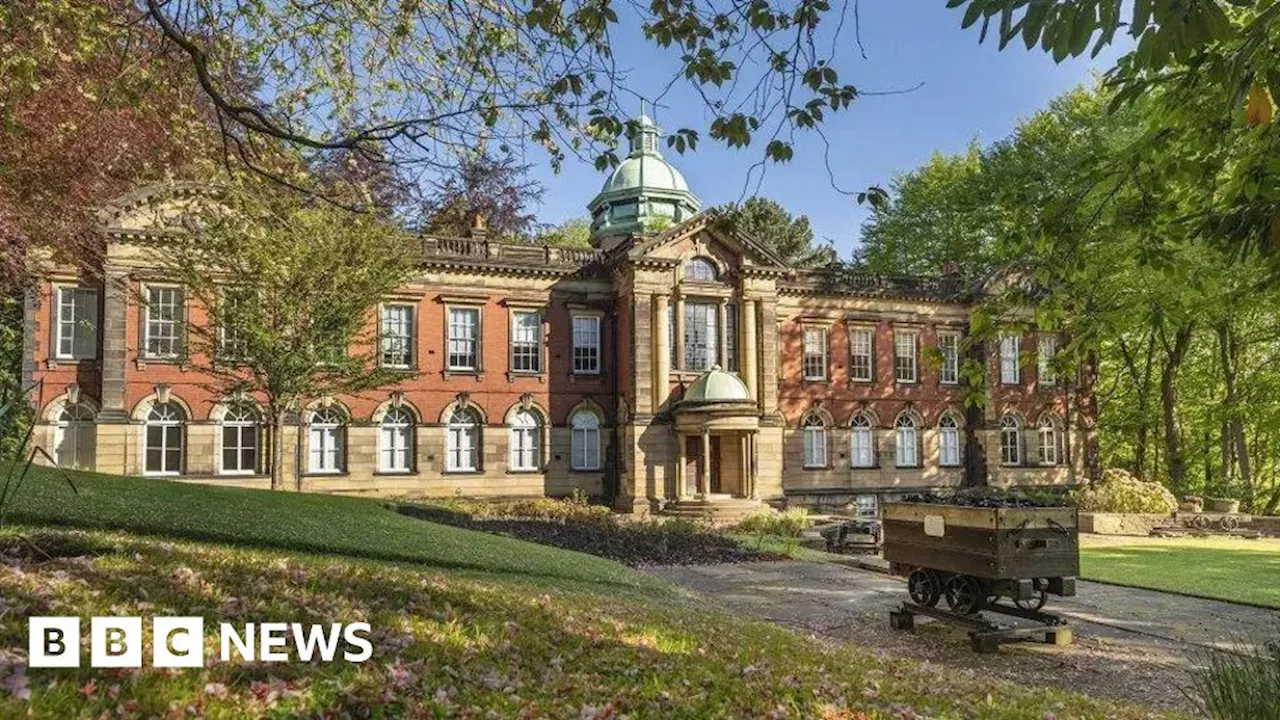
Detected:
[882,501,1079,653]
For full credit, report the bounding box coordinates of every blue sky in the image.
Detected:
[526,3,1127,258]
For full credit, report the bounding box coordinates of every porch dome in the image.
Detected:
[682,365,750,404]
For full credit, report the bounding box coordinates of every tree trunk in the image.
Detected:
[1159,321,1194,494]
[271,407,287,491]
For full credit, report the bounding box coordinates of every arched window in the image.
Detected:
[850,414,874,468]
[308,406,346,474]
[803,414,827,469]
[939,414,961,467]
[895,415,919,468]
[221,405,260,475]
[684,257,718,282]
[446,408,480,472]
[571,411,601,470]
[54,403,96,470]
[509,410,541,471]
[1000,414,1022,466]
[1038,415,1060,466]
[144,402,185,475]
[380,407,415,473]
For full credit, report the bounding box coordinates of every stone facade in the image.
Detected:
[24,153,1094,512]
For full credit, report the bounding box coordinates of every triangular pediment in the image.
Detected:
[621,209,791,271]
[97,182,222,235]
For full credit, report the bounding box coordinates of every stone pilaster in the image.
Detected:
[21,286,38,396]
[673,295,685,371]
[742,298,758,402]
[717,299,728,368]
[652,294,670,411]
[98,267,130,421]
[758,298,780,415]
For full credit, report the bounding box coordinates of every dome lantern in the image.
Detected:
[587,111,701,247]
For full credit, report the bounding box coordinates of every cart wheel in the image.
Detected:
[907,569,942,607]
[1220,515,1240,531]
[1191,514,1210,530]
[944,575,986,615]
[1015,589,1048,612]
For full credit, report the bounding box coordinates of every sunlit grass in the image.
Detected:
[1081,537,1280,608]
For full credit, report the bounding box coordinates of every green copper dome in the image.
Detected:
[588,113,701,246]
[682,365,751,405]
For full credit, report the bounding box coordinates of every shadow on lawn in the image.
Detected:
[395,504,783,567]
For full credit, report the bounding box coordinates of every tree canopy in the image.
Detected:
[719,197,829,267]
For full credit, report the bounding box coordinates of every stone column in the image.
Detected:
[742,298,758,402]
[653,295,670,411]
[749,431,758,499]
[739,433,749,499]
[717,299,728,369]
[700,429,710,497]
[673,295,685,372]
[675,431,686,499]
[98,267,130,421]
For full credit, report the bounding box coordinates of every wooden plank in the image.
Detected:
[996,507,1078,531]
[882,502,999,530]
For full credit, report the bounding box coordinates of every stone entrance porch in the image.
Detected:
[663,366,765,520]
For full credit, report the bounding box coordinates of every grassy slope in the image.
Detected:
[1081,536,1280,608]
[0,468,1180,718]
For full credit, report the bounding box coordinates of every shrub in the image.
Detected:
[1066,469,1177,514]
[1190,639,1280,720]
[424,496,615,524]
[732,508,810,537]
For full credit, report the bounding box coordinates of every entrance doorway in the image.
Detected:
[684,435,722,494]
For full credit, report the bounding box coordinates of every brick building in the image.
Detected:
[22,115,1093,515]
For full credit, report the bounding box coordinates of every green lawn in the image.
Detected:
[1081,536,1280,608]
[0,467,1183,718]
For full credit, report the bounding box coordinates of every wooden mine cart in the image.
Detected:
[883,501,1079,615]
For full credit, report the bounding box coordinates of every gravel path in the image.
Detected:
[649,560,1280,714]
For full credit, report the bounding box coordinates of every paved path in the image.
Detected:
[650,560,1280,713]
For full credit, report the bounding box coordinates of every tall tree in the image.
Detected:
[719,197,828,267]
[155,180,415,491]
[419,152,544,239]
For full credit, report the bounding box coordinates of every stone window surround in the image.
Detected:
[671,287,734,377]
[845,320,876,384]
[440,294,486,377]
[503,299,548,380]
[893,325,921,385]
[1037,333,1058,387]
[51,282,100,363]
[136,281,188,368]
[569,308,604,376]
[799,318,832,383]
[936,327,963,386]
[377,300,419,371]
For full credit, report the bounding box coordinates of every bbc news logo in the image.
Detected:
[29,617,373,668]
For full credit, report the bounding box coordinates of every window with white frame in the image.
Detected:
[506,310,542,374]
[1038,335,1057,386]
[895,415,919,467]
[144,286,183,359]
[1000,334,1021,384]
[938,331,960,385]
[218,288,251,362]
[894,330,918,383]
[446,408,480,472]
[144,402,185,475]
[802,327,828,381]
[571,411,601,470]
[685,257,718,282]
[684,302,718,371]
[850,414,874,468]
[220,405,259,475]
[849,328,873,382]
[509,410,541,471]
[939,415,961,467]
[855,494,878,519]
[802,415,827,468]
[447,307,480,371]
[381,304,415,369]
[1000,414,1022,466]
[54,403,96,470]
[379,407,415,473]
[1038,415,1060,466]
[308,407,346,474]
[55,287,98,360]
[572,315,601,374]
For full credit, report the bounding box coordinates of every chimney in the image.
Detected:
[469,212,488,239]
[940,261,960,277]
